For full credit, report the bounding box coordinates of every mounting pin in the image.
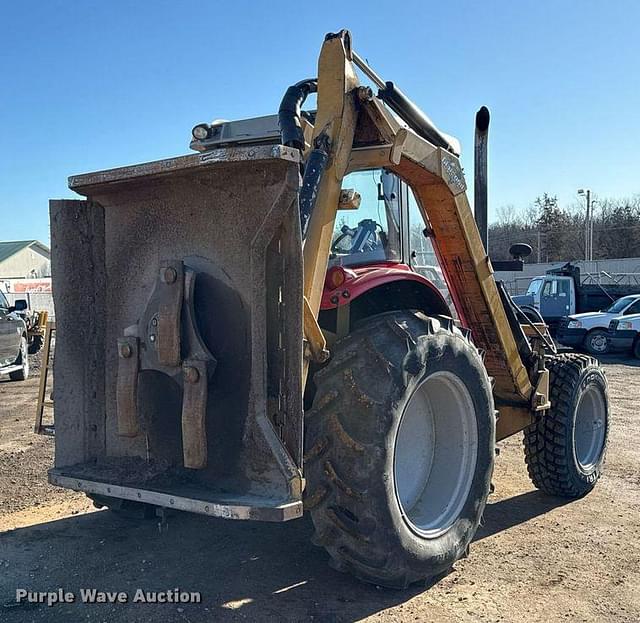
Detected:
[183,365,200,384]
[162,266,177,284]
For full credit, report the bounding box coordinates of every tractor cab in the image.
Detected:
[322,168,452,326]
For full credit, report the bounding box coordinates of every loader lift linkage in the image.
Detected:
[49,30,609,588]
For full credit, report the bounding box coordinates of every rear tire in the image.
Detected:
[583,329,608,356]
[9,336,29,381]
[524,354,608,498]
[633,337,640,360]
[304,311,495,588]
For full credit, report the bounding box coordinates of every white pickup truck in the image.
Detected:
[607,314,640,358]
[556,294,640,354]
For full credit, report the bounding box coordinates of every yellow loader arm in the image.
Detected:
[299,31,546,439]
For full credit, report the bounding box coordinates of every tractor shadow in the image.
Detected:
[0,509,424,623]
[0,490,570,622]
[475,490,570,541]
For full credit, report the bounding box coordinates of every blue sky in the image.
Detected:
[1,0,639,244]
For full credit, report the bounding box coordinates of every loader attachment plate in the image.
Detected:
[50,144,305,519]
[49,469,302,522]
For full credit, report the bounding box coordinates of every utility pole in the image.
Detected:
[590,199,597,261]
[578,188,592,261]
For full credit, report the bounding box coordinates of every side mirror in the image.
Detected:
[13,299,28,312]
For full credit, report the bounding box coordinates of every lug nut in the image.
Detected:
[184,366,200,383]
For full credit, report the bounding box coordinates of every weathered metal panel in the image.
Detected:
[52,146,304,510]
[50,199,107,466]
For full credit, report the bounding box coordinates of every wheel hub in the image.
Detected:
[590,333,607,353]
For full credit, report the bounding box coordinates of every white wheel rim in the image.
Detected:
[393,371,478,538]
[589,333,607,353]
[574,385,606,470]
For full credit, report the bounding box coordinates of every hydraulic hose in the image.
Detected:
[278,79,317,151]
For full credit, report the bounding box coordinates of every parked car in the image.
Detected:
[556,294,640,355]
[607,315,640,359]
[0,292,29,381]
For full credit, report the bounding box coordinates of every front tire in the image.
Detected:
[304,312,495,588]
[9,336,29,381]
[633,337,640,360]
[28,334,44,355]
[583,329,608,355]
[524,354,608,498]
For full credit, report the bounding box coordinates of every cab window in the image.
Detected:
[542,280,558,296]
[407,185,451,303]
[624,300,640,315]
[330,169,401,268]
[558,280,570,297]
[526,279,543,296]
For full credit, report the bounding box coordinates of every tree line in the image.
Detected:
[488,194,640,262]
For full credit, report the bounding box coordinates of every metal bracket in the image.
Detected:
[156,260,184,367]
[303,296,329,363]
[390,127,408,164]
[533,368,551,412]
[115,261,217,469]
[116,336,140,437]
[181,359,209,469]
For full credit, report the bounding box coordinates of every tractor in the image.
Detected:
[49,30,609,588]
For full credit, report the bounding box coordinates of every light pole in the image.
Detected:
[590,200,597,260]
[578,189,592,261]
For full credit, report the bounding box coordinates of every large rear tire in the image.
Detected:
[304,311,495,588]
[523,354,609,498]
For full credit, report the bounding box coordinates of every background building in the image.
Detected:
[0,240,50,279]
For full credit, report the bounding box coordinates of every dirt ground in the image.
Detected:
[1,354,639,623]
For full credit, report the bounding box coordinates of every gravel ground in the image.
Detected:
[0,354,639,622]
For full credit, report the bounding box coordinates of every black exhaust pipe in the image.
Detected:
[474,106,490,252]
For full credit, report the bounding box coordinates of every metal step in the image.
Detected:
[49,468,303,522]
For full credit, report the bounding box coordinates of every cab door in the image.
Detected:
[540,277,572,320]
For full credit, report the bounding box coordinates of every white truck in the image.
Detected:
[607,314,640,358]
[555,294,640,354]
